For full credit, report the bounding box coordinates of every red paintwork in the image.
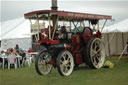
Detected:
[38,39,59,45]
[71,33,83,65]
[75,53,82,65]
[64,44,71,51]
[38,25,59,45]
[96,31,102,38]
[72,34,82,52]
[48,59,56,67]
[24,10,112,20]
[83,27,93,43]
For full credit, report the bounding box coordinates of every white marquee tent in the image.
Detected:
[0,17,32,50]
[103,19,128,33]
[102,19,128,56]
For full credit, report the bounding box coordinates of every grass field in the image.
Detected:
[0,58,128,85]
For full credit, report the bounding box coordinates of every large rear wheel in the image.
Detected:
[57,50,74,76]
[35,51,53,75]
[85,38,105,68]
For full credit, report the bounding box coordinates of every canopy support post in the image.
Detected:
[52,16,59,40]
[89,21,91,28]
[63,20,65,26]
[37,14,40,41]
[48,15,51,40]
[101,19,107,32]
[70,21,72,32]
[82,21,85,27]
[97,20,100,31]
[73,21,78,29]
[80,21,82,31]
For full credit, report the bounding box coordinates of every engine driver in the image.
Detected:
[58,26,67,39]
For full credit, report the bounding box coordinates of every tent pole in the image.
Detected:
[122,32,124,50]
[107,33,110,57]
[106,32,116,57]
[116,32,118,55]
[108,32,116,43]
[116,44,127,64]
[29,19,32,32]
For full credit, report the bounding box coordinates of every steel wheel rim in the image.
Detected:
[90,38,105,68]
[38,52,52,74]
[59,51,74,76]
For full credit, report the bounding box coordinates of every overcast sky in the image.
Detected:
[1,0,128,25]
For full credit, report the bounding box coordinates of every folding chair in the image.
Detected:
[22,52,33,67]
[7,54,17,69]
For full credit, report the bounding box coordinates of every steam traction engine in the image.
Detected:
[24,10,112,76]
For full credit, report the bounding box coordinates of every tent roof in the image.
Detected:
[102,19,128,33]
[0,17,31,40]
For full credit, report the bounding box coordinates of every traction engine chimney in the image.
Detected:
[51,0,58,10]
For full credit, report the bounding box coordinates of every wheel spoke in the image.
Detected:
[62,55,66,61]
[45,65,49,71]
[38,60,44,65]
[66,63,71,68]
[94,42,97,50]
[65,67,69,73]
[97,48,101,53]
[67,57,71,62]
[97,54,102,61]
[60,62,65,67]
[92,57,97,65]
[60,57,64,63]
[63,65,69,73]
[62,65,67,73]
[92,49,96,57]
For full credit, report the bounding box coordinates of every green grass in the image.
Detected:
[0,58,128,85]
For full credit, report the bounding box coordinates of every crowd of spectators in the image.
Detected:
[0,44,35,68]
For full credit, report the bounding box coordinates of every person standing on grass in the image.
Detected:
[15,44,22,53]
[15,44,19,50]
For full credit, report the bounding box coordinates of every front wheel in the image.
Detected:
[57,50,74,76]
[35,51,53,75]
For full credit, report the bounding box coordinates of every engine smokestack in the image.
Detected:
[51,0,58,10]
